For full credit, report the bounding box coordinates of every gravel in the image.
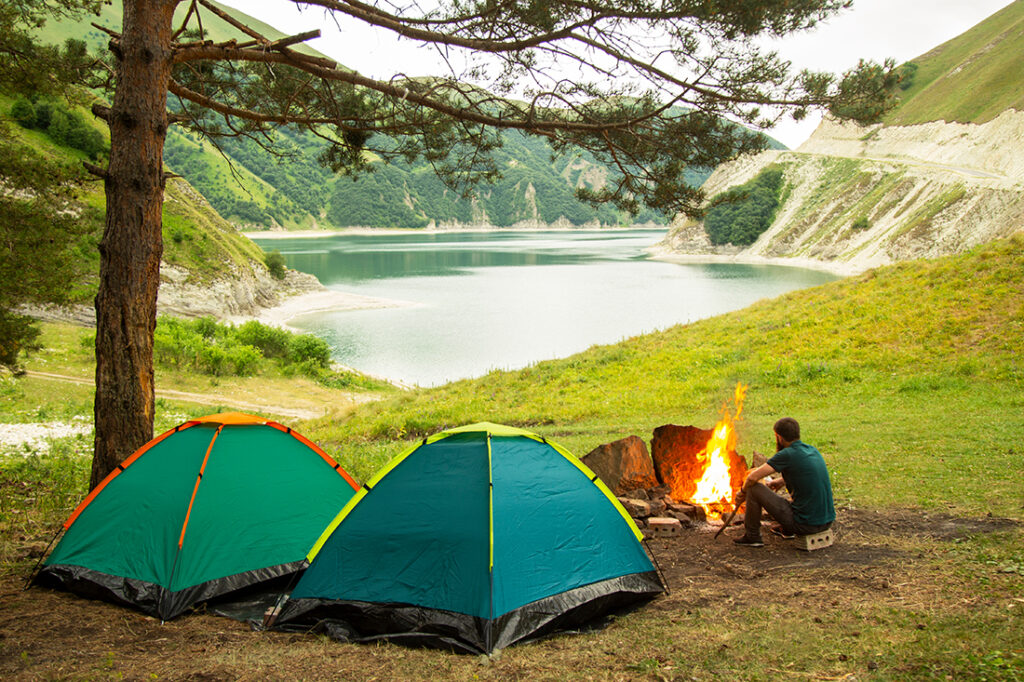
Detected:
[0,418,93,455]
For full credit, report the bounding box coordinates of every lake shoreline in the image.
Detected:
[247,227,862,277]
[232,288,414,332]
[242,230,840,386]
[645,243,866,277]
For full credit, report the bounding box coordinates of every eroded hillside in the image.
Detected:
[657,110,1024,274]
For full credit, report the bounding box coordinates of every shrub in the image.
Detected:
[289,334,332,369]
[10,98,36,128]
[264,250,287,280]
[898,61,919,91]
[234,320,291,359]
[852,216,870,230]
[193,316,219,340]
[152,316,335,378]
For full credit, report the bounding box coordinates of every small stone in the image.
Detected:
[668,511,694,527]
[647,497,667,516]
[618,497,652,518]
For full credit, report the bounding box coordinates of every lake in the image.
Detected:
[251,230,838,386]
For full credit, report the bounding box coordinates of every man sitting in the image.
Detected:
[733,417,835,547]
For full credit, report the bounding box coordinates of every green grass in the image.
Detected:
[887,0,1024,125]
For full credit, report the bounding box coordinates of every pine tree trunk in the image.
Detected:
[91,0,179,489]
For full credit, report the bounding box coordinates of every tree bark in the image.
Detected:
[91,0,179,489]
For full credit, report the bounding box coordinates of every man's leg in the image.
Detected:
[741,483,796,541]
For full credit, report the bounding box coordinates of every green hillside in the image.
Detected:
[887,0,1024,126]
[1,89,269,294]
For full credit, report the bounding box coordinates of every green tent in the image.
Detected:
[276,422,664,653]
[35,412,359,620]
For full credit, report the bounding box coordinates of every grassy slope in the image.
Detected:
[300,234,1024,519]
[887,0,1024,126]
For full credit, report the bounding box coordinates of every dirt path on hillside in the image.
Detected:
[22,371,373,421]
[0,508,1017,680]
[789,150,1009,183]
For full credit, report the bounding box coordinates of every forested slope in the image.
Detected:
[45,1,771,230]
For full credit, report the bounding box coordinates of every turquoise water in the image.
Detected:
[251,230,838,386]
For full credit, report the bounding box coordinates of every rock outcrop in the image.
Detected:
[29,263,323,328]
[158,263,321,319]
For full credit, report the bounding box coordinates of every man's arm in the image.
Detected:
[743,463,777,490]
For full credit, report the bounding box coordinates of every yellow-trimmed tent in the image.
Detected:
[275,422,663,653]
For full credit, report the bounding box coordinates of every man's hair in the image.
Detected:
[774,417,800,443]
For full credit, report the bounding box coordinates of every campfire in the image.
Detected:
[580,382,753,535]
[649,383,750,521]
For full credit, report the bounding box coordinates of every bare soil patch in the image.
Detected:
[0,507,1016,681]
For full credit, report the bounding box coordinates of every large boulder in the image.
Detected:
[581,436,658,495]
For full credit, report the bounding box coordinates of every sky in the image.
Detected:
[218,0,1016,148]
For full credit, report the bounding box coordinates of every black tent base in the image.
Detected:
[33,561,307,621]
[270,570,664,655]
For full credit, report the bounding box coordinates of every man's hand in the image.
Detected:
[767,477,786,491]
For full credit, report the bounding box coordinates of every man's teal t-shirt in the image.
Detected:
[767,440,835,526]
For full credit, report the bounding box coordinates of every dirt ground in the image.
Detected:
[0,507,1017,681]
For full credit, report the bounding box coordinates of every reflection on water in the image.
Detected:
[276,231,646,282]
[251,230,838,386]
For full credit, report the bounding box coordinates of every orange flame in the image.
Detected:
[690,382,747,519]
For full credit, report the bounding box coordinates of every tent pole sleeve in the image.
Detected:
[486,433,495,654]
[177,425,223,550]
[61,422,197,530]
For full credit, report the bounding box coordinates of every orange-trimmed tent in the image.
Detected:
[34,413,358,620]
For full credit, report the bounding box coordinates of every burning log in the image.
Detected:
[651,424,748,516]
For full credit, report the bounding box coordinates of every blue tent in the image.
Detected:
[275,422,664,653]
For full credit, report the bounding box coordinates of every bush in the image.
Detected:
[10,98,108,159]
[234,320,291,359]
[193,316,219,340]
[852,216,870,230]
[289,334,332,369]
[152,316,335,378]
[10,98,36,128]
[264,250,287,280]
[898,62,919,91]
